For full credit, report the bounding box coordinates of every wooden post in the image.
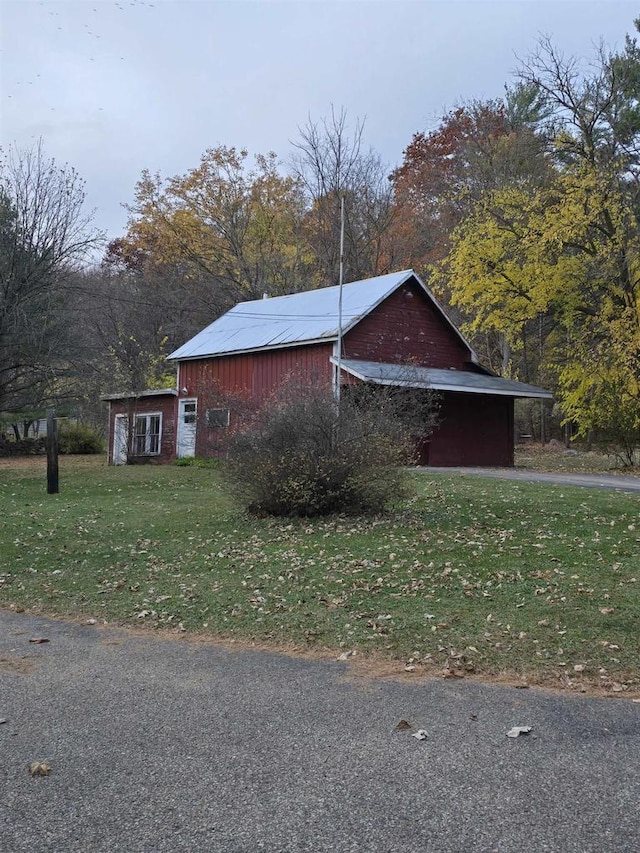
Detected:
[46,410,59,494]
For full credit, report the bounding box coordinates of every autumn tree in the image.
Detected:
[390,97,550,271]
[439,21,640,453]
[390,96,553,382]
[119,146,312,310]
[75,266,175,398]
[0,142,101,417]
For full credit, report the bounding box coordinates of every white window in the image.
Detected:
[206,408,230,428]
[182,401,197,424]
[133,413,162,455]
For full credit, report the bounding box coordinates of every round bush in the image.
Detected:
[222,383,438,517]
[57,424,105,455]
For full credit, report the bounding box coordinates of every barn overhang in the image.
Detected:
[331,358,553,400]
[101,388,178,402]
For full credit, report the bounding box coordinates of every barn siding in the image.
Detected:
[343,281,470,369]
[178,354,254,398]
[163,282,519,468]
[178,343,334,405]
[107,394,177,464]
[427,393,514,467]
[177,343,335,457]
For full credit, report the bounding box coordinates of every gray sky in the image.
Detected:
[1,1,637,247]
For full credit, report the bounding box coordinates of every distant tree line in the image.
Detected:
[2,19,639,455]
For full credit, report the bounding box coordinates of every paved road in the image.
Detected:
[1,610,639,852]
[415,466,640,493]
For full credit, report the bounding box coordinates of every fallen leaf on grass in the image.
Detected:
[506,726,532,738]
[28,761,51,776]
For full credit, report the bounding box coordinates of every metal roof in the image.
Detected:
[101,388,177,401]
[334,359,553,399]
[168,269,474,361]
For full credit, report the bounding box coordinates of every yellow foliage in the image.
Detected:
[438,161,640,439]
[122,147,313,298]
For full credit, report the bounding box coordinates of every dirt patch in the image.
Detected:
[0,455,105,473]
[0,655,37,674]
[515,443,640,476]
[336,658,640,700]
[106,624,640,699]
[0,456,45,471]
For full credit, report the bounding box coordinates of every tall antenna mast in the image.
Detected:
[335,192,345,404]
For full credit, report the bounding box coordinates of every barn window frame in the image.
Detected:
[206,408,230,429]
[133,412,163,455]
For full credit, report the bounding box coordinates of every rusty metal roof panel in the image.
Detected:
[335,359,553,399]
[168,270,419,361]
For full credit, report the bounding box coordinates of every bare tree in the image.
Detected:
[290,107,395,285]
[517,32,640,175]
[0,141,102,414]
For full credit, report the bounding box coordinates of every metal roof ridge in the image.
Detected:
[229,269,416,310]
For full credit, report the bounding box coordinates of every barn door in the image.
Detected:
[113,415,129,465]
[177,398,197,458]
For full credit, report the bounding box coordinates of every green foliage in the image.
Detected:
[57,423,105,455]
[222,384,437,517]
[173,456,220,469]
[560,362,640,466]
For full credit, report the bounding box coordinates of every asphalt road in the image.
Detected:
[1,610,639,852]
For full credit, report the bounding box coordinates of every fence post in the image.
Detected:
[46,410,59,494]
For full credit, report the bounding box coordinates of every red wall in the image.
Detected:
[178,343,335,457]
[425,393,514,467]
[178,342,334,405]
[343,280,471,369]
[107,395,177,464]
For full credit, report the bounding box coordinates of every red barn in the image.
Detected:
[104,269,551,466]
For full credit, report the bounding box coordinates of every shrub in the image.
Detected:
[57,424,104,455]
[0,436,46,457]
[173,456,220,469]
[222,382,439,517]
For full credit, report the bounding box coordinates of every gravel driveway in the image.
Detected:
[415,466,640,493]
[1,609,639,852]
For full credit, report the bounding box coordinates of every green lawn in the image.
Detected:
[1,456,639,692]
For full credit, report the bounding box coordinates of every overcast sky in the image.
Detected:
[1,1,638,247]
